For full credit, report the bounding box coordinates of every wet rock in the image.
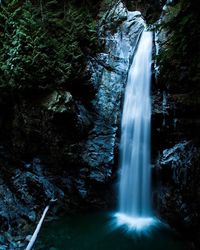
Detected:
[0,152,65,246]
[155,141,200,249]
[83,1,145,176]
[43,90,73,113]
[90,170,106,183]
[0,235,5,244]
[124,0,163,23]
[74,102,92,135]
[159,141,196,184]
[28,211,36,222]
[0,246,7,250]
[75,179,87,199]
[25,235,32,242]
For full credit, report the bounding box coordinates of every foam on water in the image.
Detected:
[114,213,158,232]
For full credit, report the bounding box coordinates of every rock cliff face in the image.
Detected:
[153,119,200,249]
[0,2,145,247]
[83,2,145,184]
[151,2,200,248]
[152,96,200,249]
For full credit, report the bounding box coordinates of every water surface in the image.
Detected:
[35,212,184,250]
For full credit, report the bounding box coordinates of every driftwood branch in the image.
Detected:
[25,199,57,250]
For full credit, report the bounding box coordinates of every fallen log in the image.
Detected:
[25,199,57,250]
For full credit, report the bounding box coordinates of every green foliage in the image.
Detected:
[0,0,43,89]
[0,0,99,90]
[157,0,200,93]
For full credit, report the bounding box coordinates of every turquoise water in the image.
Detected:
[35,212,184,250]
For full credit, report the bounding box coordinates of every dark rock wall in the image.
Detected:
[124,0,163,23]
[152,90,200,249]
[151,2,200,248]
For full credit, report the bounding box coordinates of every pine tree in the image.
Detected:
[0,0,98,91]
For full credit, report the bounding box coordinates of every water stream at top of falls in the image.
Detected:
[116,31,153,230]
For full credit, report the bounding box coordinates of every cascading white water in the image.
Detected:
[115,31,154,230]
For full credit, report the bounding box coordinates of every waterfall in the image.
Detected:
[115,31,154,230]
